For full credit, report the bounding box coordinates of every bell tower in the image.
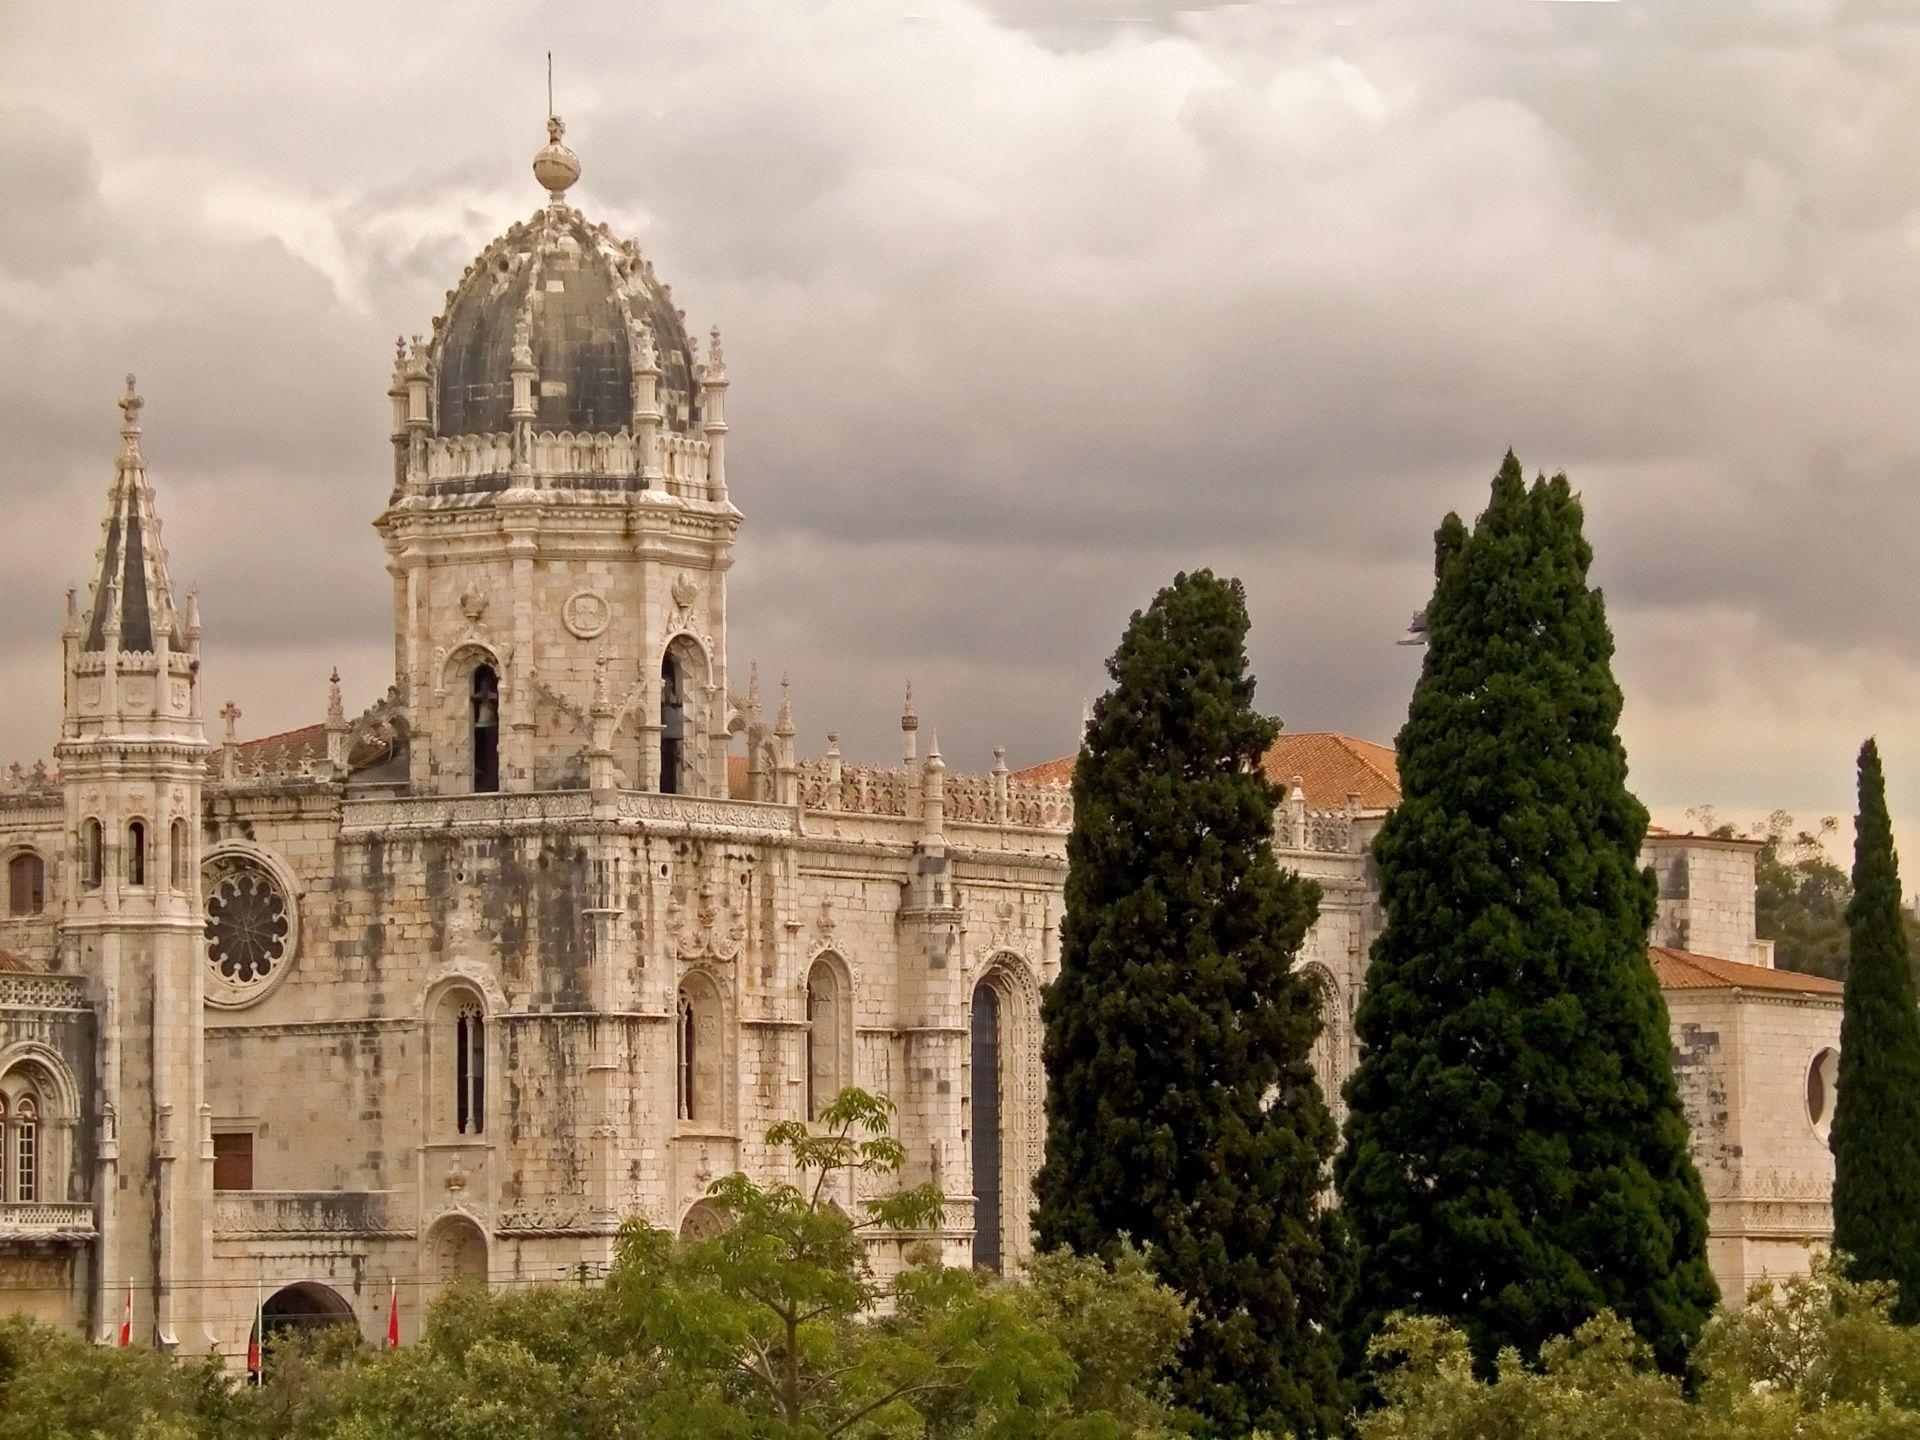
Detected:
[55,377,212,1351]
[375,118,740,798]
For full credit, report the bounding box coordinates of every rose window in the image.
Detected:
[202,852,296,1004]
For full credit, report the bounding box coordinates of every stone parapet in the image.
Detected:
[0,1202,96,1241]
[211,1190,414,1240]
[0,975,88,1012]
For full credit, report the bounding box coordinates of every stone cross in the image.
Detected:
[219,701,241,747]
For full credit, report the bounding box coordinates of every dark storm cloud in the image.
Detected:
[1,0,1917,830]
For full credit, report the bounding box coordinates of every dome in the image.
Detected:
[430,198,698,439]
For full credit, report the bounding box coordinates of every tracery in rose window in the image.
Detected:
[204,859,290,985]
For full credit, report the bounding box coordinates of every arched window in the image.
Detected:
[1301,965,1347,1127]
[968,958,1041,1276]
[7,852,44,916]
[80,820,102,891]
[126,821,147,887]
[970,983,1003,1273]
[806,959,848,1121]
[430,987,487,1138]
[456,1002,485,1135]
[170,819,189,891]
[0,1066,64,1205]
[676,975,725,1124]
[471,665,501,794]
[12,1096,36,1203]
[660,652,685,794]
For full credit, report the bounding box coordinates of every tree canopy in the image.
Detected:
[1033,568,1350,1438]
[1830,740,1920,1321]
[0,1090,1191,1440]
[1337,455,1717,1379]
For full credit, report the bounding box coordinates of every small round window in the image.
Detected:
[202,846,299,1008]
[1806,1047,1840,1140]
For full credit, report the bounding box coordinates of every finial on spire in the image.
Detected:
[326,667,346,726]
[533,57,582,202]
[775,674,795,737]
[901,680,918,731]
[117,373,143,459]
[703,325,727,384]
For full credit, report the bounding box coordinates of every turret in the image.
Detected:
[54,377,213,1353]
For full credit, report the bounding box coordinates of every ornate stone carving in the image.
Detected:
[563,588,610,639]
[202,844,301,1009]
[668,867,747,963]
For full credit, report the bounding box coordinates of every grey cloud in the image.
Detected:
[2,0,1918,827]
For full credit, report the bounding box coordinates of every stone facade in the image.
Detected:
[0,119,1839,1363]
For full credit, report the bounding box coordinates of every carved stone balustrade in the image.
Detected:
[0,1202,96,1242]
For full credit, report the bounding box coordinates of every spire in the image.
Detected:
[84,375,182,654]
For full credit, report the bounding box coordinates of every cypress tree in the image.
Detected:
[1033,570,1350,1438]
[1830,738,1920,1319]
[1336,455,1717,1378]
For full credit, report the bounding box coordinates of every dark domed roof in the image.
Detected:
[431,205,697,438]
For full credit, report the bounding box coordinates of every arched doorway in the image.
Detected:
[258,1282,359,1353]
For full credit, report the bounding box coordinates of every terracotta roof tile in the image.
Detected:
[0,948,45,974]
[1260,732,1400,810]
[1011,731,1402,811]
[1649,946,1842,996]
[1008,754,1075,788]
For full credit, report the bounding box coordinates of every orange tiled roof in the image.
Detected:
[1261,732,1400,810]
[1011,731,1402,811]
[0,948,45,974]
[1008,754,1075,787]
[1650,946,1842,996]
[216,723,327,771]
[727,753,750,799]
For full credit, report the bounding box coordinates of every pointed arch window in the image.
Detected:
[676,976,725,1124]
[80,820,103,891]
[7,852,44,915]
[677,993,697,1119]
[806,960,848,1121]
[660,653,685,795]
[471,665,501,794]
[126,821,147,887]
[970,983,1003,1273]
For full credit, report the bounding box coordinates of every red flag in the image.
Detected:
[386,1276,399,1349]
[247,1281,262,1379]
[117,1281,131,1347]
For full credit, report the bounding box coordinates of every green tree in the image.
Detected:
[1829,739,1920,1320]
[610,1087,1162,1438]
[1337,455,1717,1380]
[0,1315,220,1440]
[1359,1260,1920,1440]
[1032,569,1350,1438]
[1687,805,1920,986]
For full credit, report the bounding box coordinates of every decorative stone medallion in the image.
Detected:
[202,844,300,1009]
[563,588,611,639]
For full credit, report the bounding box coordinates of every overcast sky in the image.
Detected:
[2,0,1915,839]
